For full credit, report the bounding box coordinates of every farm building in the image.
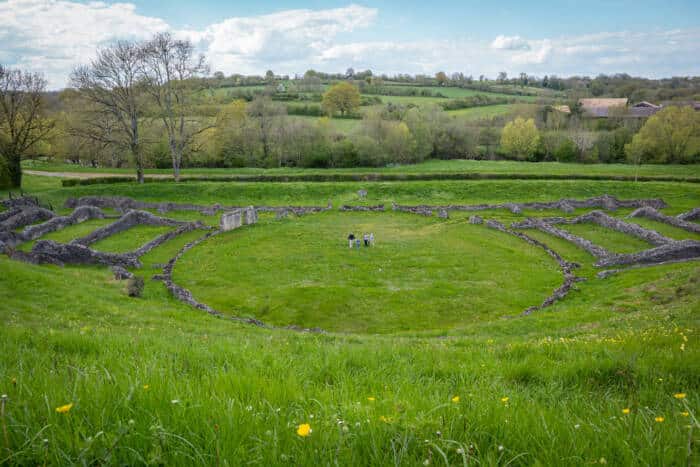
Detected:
[578,98,628,117]
[628,101,662,118]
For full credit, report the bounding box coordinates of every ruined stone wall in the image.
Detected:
[12,240,140,268]
[678,207,700,222]
[485,219,584,315]
[71,210,187,247]
[393,195,666,216]
[630,207,700,235]
[0,207,55,232]
[515,218,611,258]
[596,240,700,268]
[130,221,208,257]
[512,210,671,246]
[339,205,385,212]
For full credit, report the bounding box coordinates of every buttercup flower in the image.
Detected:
[451,396,460,403]
[297,423,312,437]
[367,397,375,402]
[655,416,665,423]
[55,403,73,414]
[622,408,630,415]
[143,385,150,390]
[501,397,509,403]
[674,393,686,399]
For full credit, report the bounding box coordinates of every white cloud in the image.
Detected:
[0,0,699,88]
[491,35,530,51]
[0,0,170,87]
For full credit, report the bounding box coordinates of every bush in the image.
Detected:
[554,139,578,162]
[127,276,144,298]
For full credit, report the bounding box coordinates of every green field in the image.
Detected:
[176,212,560,333]
[1,172,699,465]
[22,158,700,179]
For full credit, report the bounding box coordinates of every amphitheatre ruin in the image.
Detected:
[2,192,698,332]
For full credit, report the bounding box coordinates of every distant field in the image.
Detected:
[448,104,515,120]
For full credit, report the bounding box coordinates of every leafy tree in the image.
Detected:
[0,65,54,188]
[435,71,448,86]
[500,117,540,160]
[625,106,699,164]
[322,82,360,117]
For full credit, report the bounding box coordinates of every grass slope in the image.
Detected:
[0,176,699,465]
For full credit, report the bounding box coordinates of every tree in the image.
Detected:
[0,65,54,188]
[142,32,210,181]
[625,106,699,165]
[247,96,286,166]
[265,70,275,82]
[497,71,508,84]
[435,71,448,86]
[322,82,360,117]
[71,41,148,183]
[500,117,540,160]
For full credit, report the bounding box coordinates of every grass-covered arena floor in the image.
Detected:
[1,173,699,465]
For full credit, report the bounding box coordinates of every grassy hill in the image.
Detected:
[1,174,698,465]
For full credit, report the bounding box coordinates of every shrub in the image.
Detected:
[127,276,144,298]
[554,139,578,162]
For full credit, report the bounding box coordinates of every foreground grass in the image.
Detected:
[1,256,698,465]
[1,177,699,464]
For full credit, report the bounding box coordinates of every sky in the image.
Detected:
[1,0,699,89]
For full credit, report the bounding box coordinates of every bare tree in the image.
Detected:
[71,41,147,183]
[142,33,210,181]
[0,65,54,187]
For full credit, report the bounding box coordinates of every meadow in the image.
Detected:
[1,172,699,465]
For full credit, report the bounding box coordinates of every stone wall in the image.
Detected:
[514,218,611,258]
[596,240,700,268]
[67,195,334,218]
[392,195,666,216]
[512,210,672,246]
[71,210,188,247]
[12,239,140,268]
[130,221,208,257]
[485,219,584,315]
[339,205,385,212]
[678,207,700,222]
[1,206,105,249]
[0,206,55,232]
[65,195,231,215]
[630,207,700,235]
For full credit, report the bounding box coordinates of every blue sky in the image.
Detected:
[1,0,699,88]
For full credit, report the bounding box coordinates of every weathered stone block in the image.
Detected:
[243,206,258,225]
[220,210,243,231]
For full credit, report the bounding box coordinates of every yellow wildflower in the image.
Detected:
[143,384,150,390]
[55,403,73,414]
[367,397,375,402]
[655,416,665,423]
[451,396,460,403]
[501,397,509,403]
[622,408,630,415]
[379,415,393,423]
[296,423,312,437]
[673,393,686,400]
[681,412,689,417]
